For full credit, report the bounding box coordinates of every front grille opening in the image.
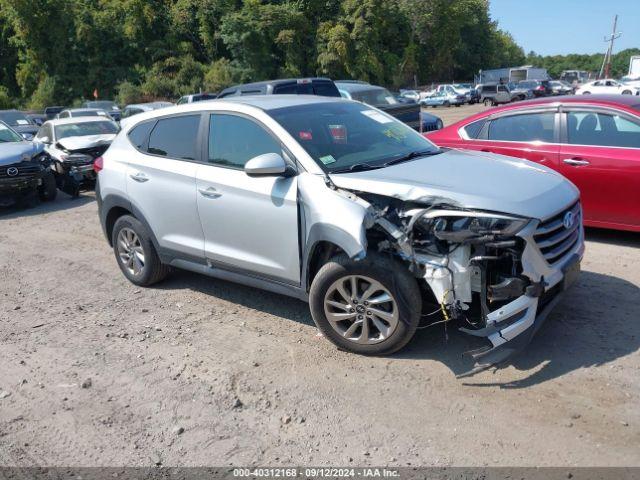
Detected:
[534,201,581,265]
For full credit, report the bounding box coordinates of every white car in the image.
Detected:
[575,79,640,96]
[34,116,119,197]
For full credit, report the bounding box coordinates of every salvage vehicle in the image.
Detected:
[218,78,341,98]
[57,108,111,119]
[82,101,122,121]
[35,117,119,197]
[0,109,39,139]
[576,79,640,96]
[427,94,640,232]
[477,83,519,106]
[420,90,466,108]
[337,82,442,132]
[0,121,57,207]
[97,96,584,368]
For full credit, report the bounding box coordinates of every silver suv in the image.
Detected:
[96,96,584,366]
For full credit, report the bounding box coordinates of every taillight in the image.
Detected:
[93,156,104,173]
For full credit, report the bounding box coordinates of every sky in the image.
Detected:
[489,0,640,56]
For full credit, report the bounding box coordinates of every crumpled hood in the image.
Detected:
[57,134,116,151]
[0,141,44,166]
[329,149,579,221]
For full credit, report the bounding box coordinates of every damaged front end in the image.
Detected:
[353,192,583,372]
[52,142,109,196]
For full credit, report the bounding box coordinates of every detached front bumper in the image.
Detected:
[460,204,585,369]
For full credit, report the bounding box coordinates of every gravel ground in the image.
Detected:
[0,109,639,467]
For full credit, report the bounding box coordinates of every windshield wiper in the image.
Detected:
[331,162,385,174]
[383,149,442,167]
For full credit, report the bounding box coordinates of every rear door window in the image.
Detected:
[566,111,640,148]
[147,115,200,160]
[487,112,555,143]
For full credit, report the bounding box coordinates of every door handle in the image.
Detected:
[198,187,222,199]
[129,172,149,182]
[562,158,590,166]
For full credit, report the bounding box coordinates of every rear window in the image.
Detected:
[313,82,340,97]
[147,115,200,160]
[0,111,32,126]
[462,120,485,139]
[128,121,155,150]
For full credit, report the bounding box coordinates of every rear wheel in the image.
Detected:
[309,253,421,355]
[112,215,170,286]
[483,98,493,107]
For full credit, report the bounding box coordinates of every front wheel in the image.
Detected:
[309,253,421,355]
[38,171,58,202]
[112,215,170,286]
[483,98,493,107]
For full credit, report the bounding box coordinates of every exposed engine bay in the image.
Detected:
[336,187,557,371]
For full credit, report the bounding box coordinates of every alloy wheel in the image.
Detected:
[323,275,399,345]
[117,227,146,276]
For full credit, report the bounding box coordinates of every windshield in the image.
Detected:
[350,88,398,106]
[0,122,23,143]
[85,101,117,110]
[269,102,439,173]
[0,111,33,126]
[55,121,119,140]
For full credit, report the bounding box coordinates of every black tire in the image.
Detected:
[454,104,460,107]
[483,98,493,107]
[443,101,450,108]
[111,215,170,287]
[309,253,422,355]
[38,171,58,202]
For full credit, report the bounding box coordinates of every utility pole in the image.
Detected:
[599,15,621,79]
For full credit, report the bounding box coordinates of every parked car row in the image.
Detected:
[5,74,637,369]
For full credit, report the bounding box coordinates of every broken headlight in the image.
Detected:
[420,213,528,243]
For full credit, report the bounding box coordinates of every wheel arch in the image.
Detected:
[100,194,161,253]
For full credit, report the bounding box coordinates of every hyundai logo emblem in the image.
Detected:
[563,211,574,229]
[6,167,19,177]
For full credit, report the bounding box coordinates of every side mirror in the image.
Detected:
[244,152,293,177]
[21,133,34,141]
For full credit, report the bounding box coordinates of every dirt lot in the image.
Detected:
[1,112,639,467]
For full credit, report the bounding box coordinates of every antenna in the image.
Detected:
[599,15,621,79]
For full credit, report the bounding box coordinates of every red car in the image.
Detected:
[427,95,640,232]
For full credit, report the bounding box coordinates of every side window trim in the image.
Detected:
[479,108,559,144]
[137,113,206,163]
[204,111,291,171]
[127,119,157,153]
[559,106,640,149]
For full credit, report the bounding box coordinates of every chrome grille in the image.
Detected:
[0,163,40,179]
[534,201,581,265]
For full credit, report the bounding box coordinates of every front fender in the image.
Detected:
[298,173,371,290]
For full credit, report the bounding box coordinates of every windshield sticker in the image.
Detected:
[328,124,347,144]
[361,110,393,124]
[16,119,30,125]
[383,125,408,141]
[319,155,337,165]
[299,130,313,140]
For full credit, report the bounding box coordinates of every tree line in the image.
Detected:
[0,0,636,110]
